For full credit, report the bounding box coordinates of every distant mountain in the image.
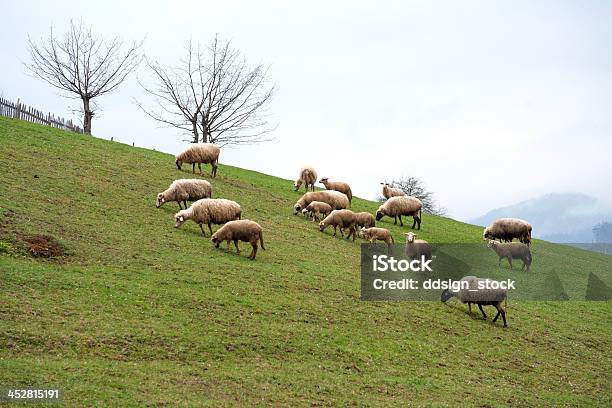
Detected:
[470,193,612,243]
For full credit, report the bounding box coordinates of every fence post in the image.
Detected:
[14,98,21,119]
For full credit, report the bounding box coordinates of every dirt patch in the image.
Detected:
[22,234,66,258]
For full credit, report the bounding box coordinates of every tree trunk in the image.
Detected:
[191,119,199,143]
[82,98,93,135]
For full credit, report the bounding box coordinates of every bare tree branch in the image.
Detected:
[25,20,142,134]
[137,35,275,146]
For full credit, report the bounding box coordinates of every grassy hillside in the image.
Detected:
[0,116,610,406]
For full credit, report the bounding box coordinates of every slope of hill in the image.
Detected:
[0,117,610,406]
[471,193,612,243]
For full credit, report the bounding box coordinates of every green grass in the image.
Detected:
[0,116,610,407]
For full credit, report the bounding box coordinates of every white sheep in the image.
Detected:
[320,177,352,204]
[404,232,431,260]
[174,198,241,236]
[483,218,532,245]
[441,276,508,327]
[487,240,532,271]
[380,182,406,200]
[156,179,212,209]
[376,196,423,229]
[175,143,221,177]
[294,166,318,192]
[211,219,265,260]
[293,191,349,215]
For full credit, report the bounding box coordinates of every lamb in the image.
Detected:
[293,191,350,215]
[483,218,532,245]
[375,196,423,229]
[404,232,432,261]
[487,240,532,271]
[156,179,212,210]
[174,198,241,236]
[175,143,220,177]
[319,209,358,241]
[354,212,375,230]
[294,166,318,192]
[380,182,406,200]
[359,227,394,246]
[319,177,352,204]
[301,201,333,222]
[211,220,265,260]
[441,276,508,327]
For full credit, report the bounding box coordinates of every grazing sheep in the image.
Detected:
[211,220,265,260]
[375,196,423,229]
[487,240,532,271]
[174,198,241,236]
[404,232,432,261]
[301,201,333,222]
[156,179,212,210]
[359,227,394,246]
[441,276,508,327]
[380,182,406,200]
[319,209,358,241]
[355,212,376,230]
[175,143,220,177]
[483,218,532,245]
[293,191,350,215]
[294,166,318,192]
[320,177,352,204]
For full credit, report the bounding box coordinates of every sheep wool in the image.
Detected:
[483,218,532,245]
[487,240,532,271]
[320,178,352,204]
[319,209,358,241]
[376,196,423,229]
[211,219,265,260]
[293,190,349,214]
[441,276,508,327]
[156,179,212,209]
[302,201,333,222]
[359,227,394,245]
[354,212,375,229]
[174,198,241,236]
[294,166,318,192]
[175,143,221,177]
[404,232,432,260]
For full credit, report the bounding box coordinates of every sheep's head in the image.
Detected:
[175,159,183,170]
[293,179,302,191]
[174,213,186,228]
[210,232,220,247]
[483,227,491,240]
[301,208,309,216]
[405,232,416,243]
[293,203,302,215]
[486,239,496,248]
[319,221,327,232]
[440,289,455,303]
[375,209,384,221]
[319,177,329,184]
[156,193,165,208]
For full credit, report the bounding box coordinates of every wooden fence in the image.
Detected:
[0,97,84,134]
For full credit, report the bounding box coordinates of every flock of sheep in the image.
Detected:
[157,143,536,326]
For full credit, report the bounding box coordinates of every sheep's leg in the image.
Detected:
[339,227,345,238]
[198,163,202,174]
[398,215,403,226]
[212,163,218,178]
[393,216,397,225]
[234,240,240,254]
[208,223,213,236]
[468,303,472,314]
[493,303,507,327]
[477,304,487,320]
[249,242,258,260]
[192,163,196,174]
[199,223,206,236]
[183,200,188,209]
[226,240,231,251]
[508,256,513,269]
[177,202,183,210]
[333,226,337,236]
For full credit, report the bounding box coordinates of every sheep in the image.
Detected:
[211,220,265,260]
[359,227,394,246]
[319,177,352,204]
[380,182,406,200]
[156,179,212,210]
[319,209,358,241]
[175,143,221,177]
[487,240,532,271]
[301,201,333,222]
[293,191,349,215]
[354,212,375,230]
[441,276,508,327]
[375,196,422,229]
[404,232,432,261]
[174,198,241,236]
[294,166,318,192]
[483,218,532,245]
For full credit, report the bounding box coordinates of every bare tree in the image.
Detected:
[137,35,275,146]
[379,176,447,216]
[26,21,142,134]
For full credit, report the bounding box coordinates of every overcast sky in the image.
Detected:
[2,0,611,220]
